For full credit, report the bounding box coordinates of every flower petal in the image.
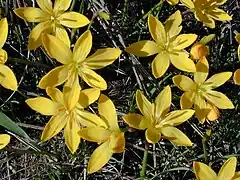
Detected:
[54,0,71,12]
[218,157,237,180]
[46,87,64,104]
[26,97,59,115]
[180,0,194,9]
[151,52,170,78]
[155,86,171,120]
[193,161,217,180]
[233,69,240,85]
[206,103,220,121]
[78,88,100,109]
[160,109,195,126]
[41,110,68,141]
[84,48,122,70]
[164,10,182,38]
[161,126,192,146]
[0,134,10,149]
[203,90,234,109]
[136,90,152,121]
[203,72,232,89]
[208,8,232,21]
[28,21,52,50]
[55,25,71,48]
[14,8,50,22]
[98,94,119,131]
[64,117,80,153]
[194,57,209,85]
[125,40,159,57]
[0,64,18,91]
[148,14,166,46]
[109,132,125,153]
[180,90,195,109]
[79,127,111,142]
[58,12,90,28]
[194,93,209,124]
[38,65,68,89]
[195,11,215,28]
[63,74,81,110]
[36,0,53,14]
[123,113,149,130]
[73,30,92,62]
[169,51,196,72]
[172,75,195,91]
[42,34,73,64]
[190,43,209,60]
[0,49,8,64]
[0,18,8,49]
[235,33,240,44]
[79,68,107,90]
[87,141,113,174]
[76,109,107,128]
[145,127,161,144]
[172,34,197,50]
[232,172,240,180]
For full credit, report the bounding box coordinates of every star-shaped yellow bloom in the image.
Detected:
[190,34,215,60]
[26,86,105,153]
[79,94,125,174]
[125,11,197,78]
[0,134,10,149]
[123,86,194,146]
[173,57,234,124]
[39,30,122,90]
[180,0,232,28]
[14,0,90,50]
[193,157,240,180]
[0,18,18,91]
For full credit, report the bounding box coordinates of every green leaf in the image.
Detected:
[0,111,29,139]
[199,34,215,44]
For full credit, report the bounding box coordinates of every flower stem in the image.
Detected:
[140,142,149,178]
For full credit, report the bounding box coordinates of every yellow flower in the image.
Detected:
[26,86,104,153]
[123,86,194,145]
[14,0,90,50]
[125,11,197,78]
[0,134,10,149]
[190,34,215,60]
[173,57,234,124]
[0,18,18,91]
[79,94,125,174]
[39,30,122,90]
[180,0,232,28]
[235,33,240,61]
[193,157,240,180]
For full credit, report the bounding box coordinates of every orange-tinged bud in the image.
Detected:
[190,43,209,60]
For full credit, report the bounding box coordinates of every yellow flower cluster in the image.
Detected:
[0,0,239,177]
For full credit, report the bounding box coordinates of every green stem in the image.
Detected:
[87,12,99,30]
[140,142,149,178]
[8,57,50,69]
[69,0,76,11]
[79,0,85,13]
[136,1,163,26]
[202,137,208,163]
